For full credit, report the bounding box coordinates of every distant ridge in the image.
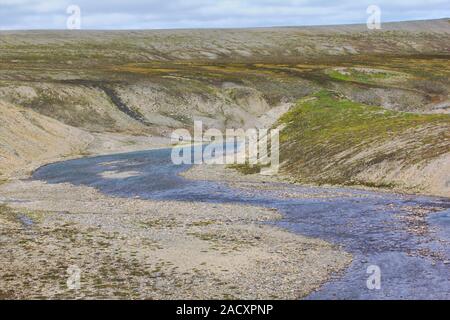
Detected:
[276,18,450,34]
[0,18,449,33]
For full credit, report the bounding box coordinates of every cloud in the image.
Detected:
[0,0,449,30]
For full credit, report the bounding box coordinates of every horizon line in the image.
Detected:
[1,17,448,32]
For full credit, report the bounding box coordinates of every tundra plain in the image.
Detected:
[0,19,449,299]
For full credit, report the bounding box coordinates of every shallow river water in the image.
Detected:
[32,147,450,299]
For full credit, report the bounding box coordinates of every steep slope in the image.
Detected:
[277,91,450,196]
[0,101,93,179]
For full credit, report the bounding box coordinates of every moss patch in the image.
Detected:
[326,67,405,85]
[227,163,262,175]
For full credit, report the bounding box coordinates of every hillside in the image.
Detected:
[0,101,93,178]
[0,19,449,194]
[277,91,450,196]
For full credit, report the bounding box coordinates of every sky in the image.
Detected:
[1,0,449,30]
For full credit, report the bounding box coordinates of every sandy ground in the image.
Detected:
[0,136,352,300]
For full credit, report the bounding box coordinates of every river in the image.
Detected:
[32,147,450,299]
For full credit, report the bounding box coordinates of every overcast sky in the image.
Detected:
[1,0,449,30]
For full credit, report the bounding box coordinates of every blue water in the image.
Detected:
[32,147,450,299]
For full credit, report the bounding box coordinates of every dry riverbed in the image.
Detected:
[0,138,352,300]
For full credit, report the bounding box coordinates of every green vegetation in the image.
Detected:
[276,90,450,187]
[0,203,46,225]
[140,218,179,229]
[0,204,19,225]
[0,204,11,214]
[227,163,262,175]
[188,220,216,227]
[326,68,404,85]
[187,230,257,253]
